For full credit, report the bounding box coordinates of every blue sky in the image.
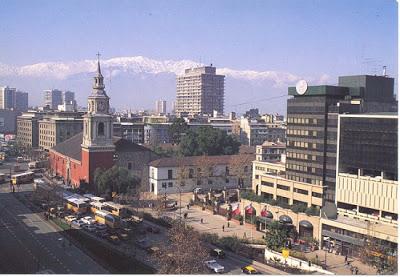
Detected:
[0,0,397,80]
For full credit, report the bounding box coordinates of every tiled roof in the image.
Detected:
[149,154,255,168]
[51,132,154,161]
[51,133,83,161]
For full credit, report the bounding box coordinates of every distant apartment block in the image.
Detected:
[255,141,286,162]
[240,117,286,146]
[176,65,225,116]
[155,99,167,115]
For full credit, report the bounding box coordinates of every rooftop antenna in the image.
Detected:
[383,66,387,77]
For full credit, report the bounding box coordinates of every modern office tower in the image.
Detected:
[63,91,76,106]
[320,113,398,257]
[44,89,63,109]
[155,99,167,115]
[286,75,397,204]
[0,86,29,111]
[15,91,29,111]
[0,86,16,109]
[175,65,225,117]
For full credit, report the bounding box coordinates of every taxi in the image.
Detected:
[241,265,260,274]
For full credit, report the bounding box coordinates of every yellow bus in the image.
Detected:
[95,210,120,228]
[11,171,34,185]
[90,201,107,214]
[103,202,128,218]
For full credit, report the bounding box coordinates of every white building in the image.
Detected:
[155,99,167,115]
[240,117,286,146]
[149,154,255,195]
[175,65,225,117]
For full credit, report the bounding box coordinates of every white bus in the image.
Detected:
[11,171,34,185]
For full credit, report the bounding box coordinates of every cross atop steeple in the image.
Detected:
[96,52,102,76]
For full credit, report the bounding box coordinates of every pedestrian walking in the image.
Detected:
[355,268,359,275]
[227,222,230,228]
[345,255,348,263]
[222,225,225,232]
[200,218,203,224]
[187,204,190,210]
[244,232,247,238]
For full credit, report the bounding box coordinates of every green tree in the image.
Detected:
[265,221,289,252]
[179,126,240,156]
[94,166,140,197]
[168,117,189,144]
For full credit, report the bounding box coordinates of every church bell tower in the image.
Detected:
[81,53,115,184]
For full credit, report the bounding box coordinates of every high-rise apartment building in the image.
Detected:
[44,89,63,109]
[155,99,167,115]
[176,65,225,116]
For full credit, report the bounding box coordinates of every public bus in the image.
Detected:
[90,201,107,214]
[28,160,48,169]
[94,210,120,228]
[103,202,128,218]
[11,171,34,185]
[64,198,89,214]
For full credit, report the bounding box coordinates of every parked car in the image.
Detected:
[82,224,97,232]
[71,220,82,229]
[64,215,77,224]
[94,223,107,231]
[241,265,261,274]
[81,216,96,225]
[210,248,225,259]
[108,235,120,245]
[205,260,224,273]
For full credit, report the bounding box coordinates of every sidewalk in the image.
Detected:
[304,250,378,275]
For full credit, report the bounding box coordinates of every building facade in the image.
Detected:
[0,86,28,111]
[255,141,286,162]
[176,66,225,116]
[149,154,255,195]
[240,117,286,146]
[16,111,44,148]
[0,109,19,134]
[38,114,83,151]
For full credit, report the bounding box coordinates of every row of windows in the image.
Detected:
[287,117,318,124]
[289,141,318,149]
[287,174,323,186]
[287,151,317,161]
[287,129,318,137]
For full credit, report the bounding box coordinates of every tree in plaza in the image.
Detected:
[229,155,249,188]
[179,126,240,156]
[94,165,140,197]
[168,117,189,145]
[153,222,208,274]
[265,221,289,252]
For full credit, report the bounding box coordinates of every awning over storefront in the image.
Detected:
[279,215,293,224]
[260,210,273,219]
[322,230,365,247]
[299,220,313,229]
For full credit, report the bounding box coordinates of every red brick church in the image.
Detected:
[49,57,159,187]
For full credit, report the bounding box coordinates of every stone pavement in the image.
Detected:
[304,249,378,275]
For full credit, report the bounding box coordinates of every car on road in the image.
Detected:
[94,223,108,231]
[205,260,225,273]
[82,224,97,232]
[64,215,77,223]
[81,216,96,225]
[241,265,261,274]
[108,235,120,245]
[210,248,225,259]
[95,230,109,238]
[70,219,85,229]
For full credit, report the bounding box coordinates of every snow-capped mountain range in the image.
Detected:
[0,56,331,114]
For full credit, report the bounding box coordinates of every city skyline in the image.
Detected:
[0,0,397,114]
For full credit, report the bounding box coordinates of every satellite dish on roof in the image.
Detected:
[296,80,308,95]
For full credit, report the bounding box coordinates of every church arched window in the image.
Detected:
[98,122,105,136]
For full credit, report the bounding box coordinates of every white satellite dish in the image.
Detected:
[296,80,308,95]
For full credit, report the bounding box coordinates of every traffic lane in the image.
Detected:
[0,215,40,273]
[0,190,107,274]
[0,194,70,273]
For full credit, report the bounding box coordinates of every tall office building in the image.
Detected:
[0,86,16,109]
[0,86,29,111]
[155,99,167,115]
[15,91,29,111]
[175,65,225,117]
[286,75,397,204]
[44,89,63,109]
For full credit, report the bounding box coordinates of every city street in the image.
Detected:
[0,162,107,274]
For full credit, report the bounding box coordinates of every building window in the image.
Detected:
[244,166,248,173]
[168,169,173,179]
[208,180,213,185]
[128,162,132,170]
[98,122,105,136]
[277,184,290,191]
[261,181,274,187]
[162,182,167,189]
[225,178,229,184]
[312,192,322,198]
[168,182,173,187]
[189,168,194,178]
[294,188,308,195]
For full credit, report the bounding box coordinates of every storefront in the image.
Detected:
[299,220,313,239]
